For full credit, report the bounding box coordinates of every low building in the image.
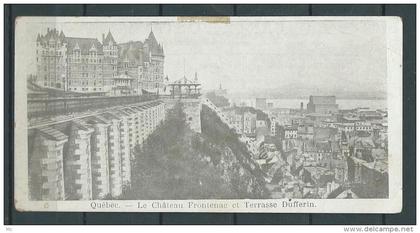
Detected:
[297,123,314,140]
[302,139,337,167]
[270,116,277,136]
[337,123,355,133]
[306,113,337,127]
[243,112,257,135]
[224,108,259,136]
[357,109,384,120]
[256,98,267,110]
[230,112,244,134]
[355,122,373,132]
[307,96,339,114]
[279,125,298,139]
[314,127,338,142]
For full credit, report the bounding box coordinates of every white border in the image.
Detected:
[13,16,403,213]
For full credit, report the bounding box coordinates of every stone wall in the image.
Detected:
[28,100,165,200]
[28,127,67,200]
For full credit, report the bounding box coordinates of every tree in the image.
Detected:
[123,102,234,199]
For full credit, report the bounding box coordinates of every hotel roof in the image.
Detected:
[65,37,104,55]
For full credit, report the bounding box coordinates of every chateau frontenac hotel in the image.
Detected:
[34,28,165,95]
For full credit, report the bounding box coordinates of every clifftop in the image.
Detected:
[123,102,268,199]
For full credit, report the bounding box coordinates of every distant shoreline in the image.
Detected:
[227,96,387,101]
[228,97,387,110]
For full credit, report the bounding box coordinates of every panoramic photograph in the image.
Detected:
[21,18,389,203]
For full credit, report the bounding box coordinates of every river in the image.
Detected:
[230,98,387,110]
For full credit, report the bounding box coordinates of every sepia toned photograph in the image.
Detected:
[14,17,402,213]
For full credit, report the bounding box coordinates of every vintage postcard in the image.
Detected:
[14,17,402,213]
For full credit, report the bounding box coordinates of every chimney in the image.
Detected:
[102,33,105,43]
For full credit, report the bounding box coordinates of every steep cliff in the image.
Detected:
[197,104,269,198]
[123,102,268,199]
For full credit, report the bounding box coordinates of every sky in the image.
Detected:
[16,17,388,97]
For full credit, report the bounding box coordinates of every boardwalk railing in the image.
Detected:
[28,94,158,118]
